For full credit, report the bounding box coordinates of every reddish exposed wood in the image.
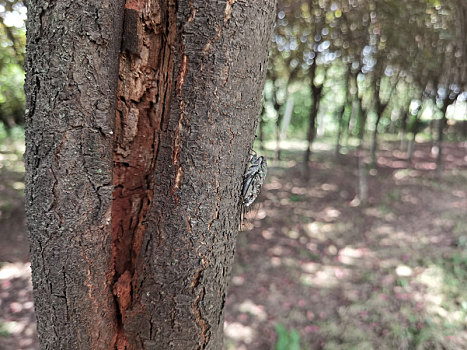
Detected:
[111,0,177,347]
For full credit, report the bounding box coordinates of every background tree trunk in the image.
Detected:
[335,69,350,157]
[434,101,450,175]
[370,104,384,168]
[400,108,410,152]
[25,1,276,349]
[304,61,323,167]
[271,72,287,163]
[258,102,266,152]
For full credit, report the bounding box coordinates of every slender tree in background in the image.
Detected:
[334,67,350,157]
[269,67,287,163]
[24,0,276,348]
[304,63,326,166]
[258,101,266,152]
[369,69,400,167]
[267,20,301,163]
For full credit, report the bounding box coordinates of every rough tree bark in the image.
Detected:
[24,0,276,349]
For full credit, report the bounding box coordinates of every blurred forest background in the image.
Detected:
[0,0,466,349]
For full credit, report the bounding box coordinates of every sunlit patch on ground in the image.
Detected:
[0,263,37,350]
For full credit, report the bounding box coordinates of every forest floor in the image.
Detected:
[0,137,466,350]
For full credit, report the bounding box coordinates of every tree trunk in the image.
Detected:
[24,1,125,348]
[400,108,409,152]
[407,105,423,163]
[407,134,415,162]
[24,1,276,349]
[272,77,286,163]
[258,102,265,152]
[370,73,398,168]
[334,104,346,157]
[335,69,350,157]
[346,71,360,139]
[280,97,294,141]
[370,106,384,168]
[304,60,323,166]
[357,104,368,149]
[355,96,368,203]
[434,102,449,174]
[357,147,368,204]
[274,99,283,163]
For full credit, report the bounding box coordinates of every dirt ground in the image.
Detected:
[1,141,466,349]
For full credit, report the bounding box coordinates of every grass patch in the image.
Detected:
[275,324,301,350]
[0,321,15,337]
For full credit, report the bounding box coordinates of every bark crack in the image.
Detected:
[191,287,210,348]
[109,0,177,348]
[191,268,211,349]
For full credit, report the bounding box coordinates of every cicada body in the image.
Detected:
[242,151,267,208]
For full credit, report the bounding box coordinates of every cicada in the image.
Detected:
[242,150,267,209]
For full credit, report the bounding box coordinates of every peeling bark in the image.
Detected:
[25,0,276,349]
[111,1,178,347]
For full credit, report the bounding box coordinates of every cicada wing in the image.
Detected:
[240,200,263,231]
[242,175,254,199]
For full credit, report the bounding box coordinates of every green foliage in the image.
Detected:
[275,324,301,350]
[0,321,14,337]
[259,0,465,150]
[0,2,26,129]
[0,123,23,143]
[0,62,25,125]
[438,252,467,300]
[289,194,304,202]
